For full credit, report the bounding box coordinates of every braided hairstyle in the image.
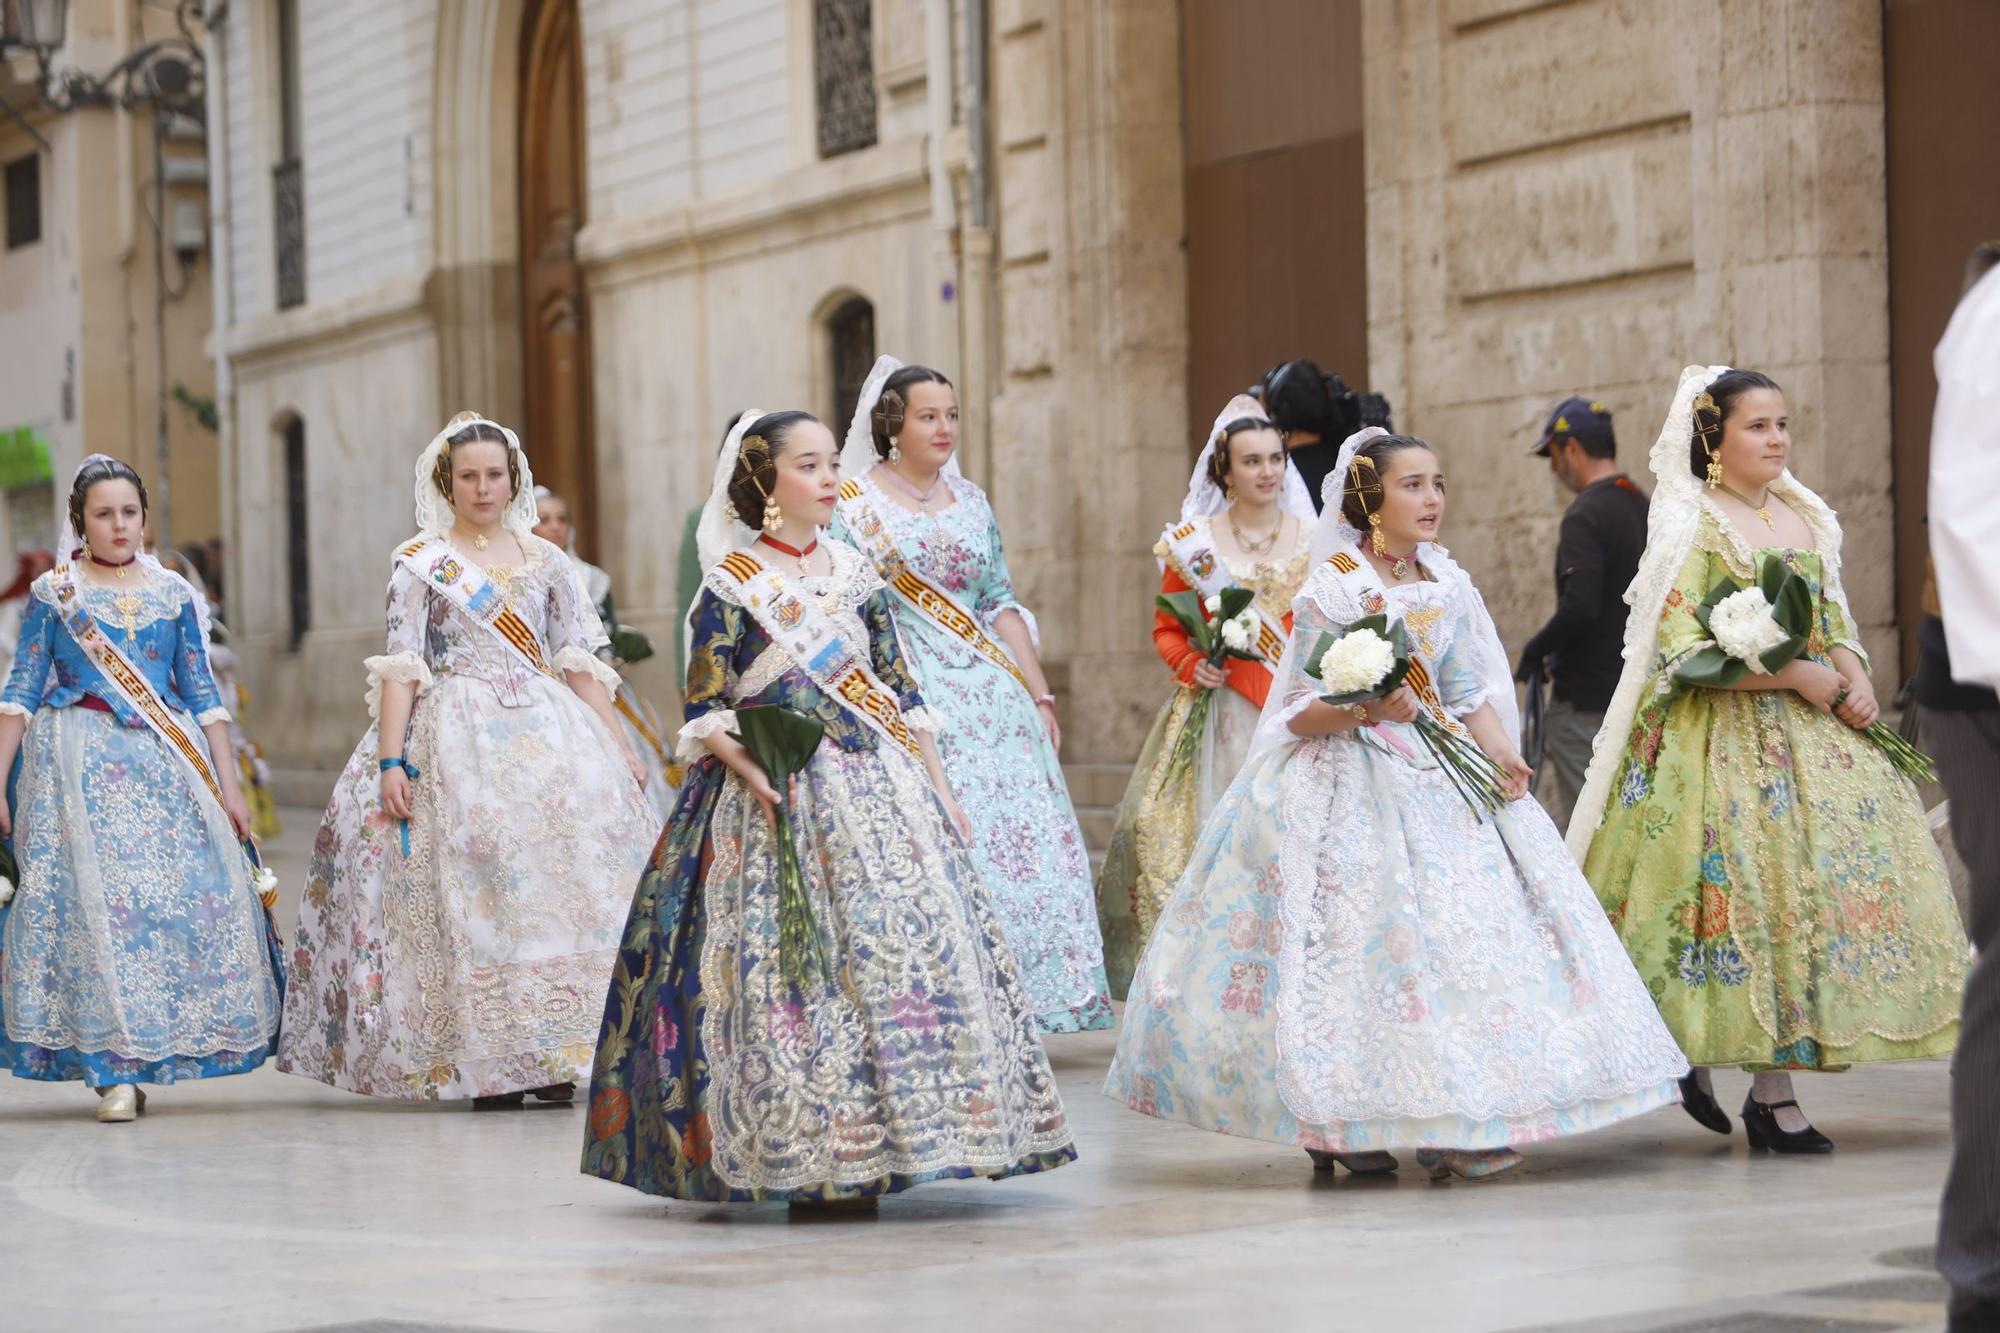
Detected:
[727,411,819,523]
[431,411,522,505]
[68,457,149,547]
[1338,434,1432,532]
[870,365,953,458]
[1204,416,1282,491]
[1687,370,1781,480]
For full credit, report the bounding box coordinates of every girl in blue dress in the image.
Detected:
[0,457,283,1123]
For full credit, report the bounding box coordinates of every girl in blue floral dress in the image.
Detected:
[0,457,283,1123]
[582,410,1073,1204]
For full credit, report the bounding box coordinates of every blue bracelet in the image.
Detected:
[378,758,420,853]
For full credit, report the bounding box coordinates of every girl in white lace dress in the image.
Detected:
[278,414,655,1106]
[1106,430,1686,1180]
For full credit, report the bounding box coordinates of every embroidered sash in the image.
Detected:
[837,478,1030,692]
[396,537,557,679]
[1159,517,1290,665]
[49,564,236,823]
[712,549,921,756]
[1320,548,1468,737]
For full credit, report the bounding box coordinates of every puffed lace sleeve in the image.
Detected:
[546,549,620,690]
[170,586,232,725]
[676,587,744,761]
[0,587,56,718]
[972,490,1040,648]
[363,560,433,721]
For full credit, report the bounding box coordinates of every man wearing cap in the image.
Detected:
[1517,397,1648,830]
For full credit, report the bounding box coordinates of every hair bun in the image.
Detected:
[445,409,486,429]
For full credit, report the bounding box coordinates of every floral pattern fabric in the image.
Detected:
[1106,564,1687,1151]
[582,540,1074,1201]
[1096,518,1312,998]
[277,534,656,1100]
[1583,526,1964,1069]
[832,473,1111,1033]
[0,573,284,1087]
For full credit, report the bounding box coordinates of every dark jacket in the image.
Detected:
[1518,474,1649,712]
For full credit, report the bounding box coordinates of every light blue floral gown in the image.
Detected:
[1106,561,1685,1152]
[0,569,284,1087]
[834,472,1111,1033]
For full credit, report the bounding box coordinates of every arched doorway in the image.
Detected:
[517,0,597,557]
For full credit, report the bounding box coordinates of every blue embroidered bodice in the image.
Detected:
[0,570,229,728]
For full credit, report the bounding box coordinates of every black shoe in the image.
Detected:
[472,1091,526,1111]
[529,1082,576,1103]
[1740,1094,1833,1153]
[1676,1072,1732,1135]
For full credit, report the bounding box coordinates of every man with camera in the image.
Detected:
[1257,360,1393,511]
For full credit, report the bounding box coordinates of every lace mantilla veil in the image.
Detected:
[1250,427,1522,756]
[1562,364,1862,860]
[411,414,541,538]
[1178,394,1317,524]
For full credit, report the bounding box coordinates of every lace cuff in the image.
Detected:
[195,705,233,727]
[555,644,622,691]
[1447,690,1490,722]
[677,710,737,763]
[983,602,1040,651]
[1832,637,1870,670]
[363,652,434,721]
[0,700,30,720]
[903,705,947,735]
[1259,690,1318,746]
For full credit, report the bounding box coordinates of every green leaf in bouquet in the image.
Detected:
[728,706,832,989]
[1213,585,1256,624]
[1673,644,1749,688]
[607,624,655,666]
[1155,589,1214,650]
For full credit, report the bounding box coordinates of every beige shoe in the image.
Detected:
[94,1085,145,1123]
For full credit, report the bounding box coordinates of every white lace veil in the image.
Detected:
[412,414,540,538]
[61,453,218,646]
[841,353,965,483]
[682,408,767,673]
[1180,394,1317,522]
[1563,364,1860,859]
[1251,426,1521,754]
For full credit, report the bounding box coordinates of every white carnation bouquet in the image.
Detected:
[1154,584,1263,792]
[1302,613,1508,815]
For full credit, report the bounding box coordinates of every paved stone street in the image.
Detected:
[0,807,1957,1333]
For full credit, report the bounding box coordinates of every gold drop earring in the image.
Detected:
[1705,448,1724,490]
[1368,511,1388,558]
[888,440,902,464]
[762,497,784,534]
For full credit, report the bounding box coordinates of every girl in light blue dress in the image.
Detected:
[832,357,1111,1033]
[0,457,283,1123]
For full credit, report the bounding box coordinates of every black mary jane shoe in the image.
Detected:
[1676,1072,1732,1135]
[472,1091,527,1111]
[529,1082,576,1104]
[1740,1094,1833,1154]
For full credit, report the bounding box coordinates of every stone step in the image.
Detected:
[1061,762,1135,810]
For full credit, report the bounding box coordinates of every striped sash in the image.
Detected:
[836,477,1030,692]
[1160,516,1289,664]
[711,548,920,756]
[395,537,557,680]
[49,565,234,820]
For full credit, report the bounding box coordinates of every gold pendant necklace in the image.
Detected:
[473,533,490,550]
[1716,481,1776,529]
[1229,511,1281,558]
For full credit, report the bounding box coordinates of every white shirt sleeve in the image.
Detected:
[1928,266,2000,689]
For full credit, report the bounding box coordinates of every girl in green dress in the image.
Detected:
[1571,365,1964,1152]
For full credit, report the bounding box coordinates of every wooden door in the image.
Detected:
[518,0,597,558]
[1182,0,1367,444]
[1884,0,2000,675]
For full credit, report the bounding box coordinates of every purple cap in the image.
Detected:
[1533,396,1614,457]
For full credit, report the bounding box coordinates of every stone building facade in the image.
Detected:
[0,1,222,559]
[184,0,1993,804]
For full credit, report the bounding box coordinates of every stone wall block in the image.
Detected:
[994,21,1051,148]
[999,262,1056,373]
[1795,0,1884,105]
[1801,101,1887,258]
[999,143,1055,260]
[1815,254,1890,365]
[1716,0,1792,115]
[1442,0,1691,165]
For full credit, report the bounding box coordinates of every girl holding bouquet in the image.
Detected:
[1573,366,1963,1151]
[1096,395,1315,996]
[1106,430,1686,1180]
[830,357,1110,1034]
[582,409,1073,1205]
